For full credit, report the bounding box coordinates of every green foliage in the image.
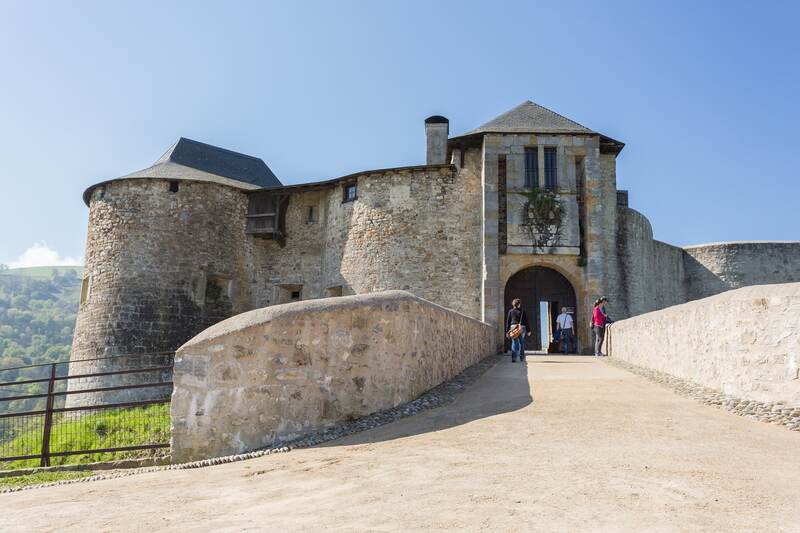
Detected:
[0,268,81,413]
[516,187,564,250]
[0,469,92,488]
[0,403,170,470]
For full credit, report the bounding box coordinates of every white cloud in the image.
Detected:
[8,242,83,268]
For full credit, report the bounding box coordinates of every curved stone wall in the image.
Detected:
[615,206,687,318]
[249,165,483,320]
[170,291,495,462]
[68,179,251,405]
[684,241,800,300]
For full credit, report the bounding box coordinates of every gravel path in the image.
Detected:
[2,355,798,532]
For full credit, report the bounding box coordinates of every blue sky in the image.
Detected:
[1,0,798,266]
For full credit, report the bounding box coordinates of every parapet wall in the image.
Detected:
[607,283,800,406]
[170,291,495,462]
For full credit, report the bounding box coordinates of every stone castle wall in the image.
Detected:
[615,206,800,320]
[170,291,495,462]
[68,179,252,405]
[684,242,800,300]
[616,206,687,318]
[606,283,800,407]
[251,164,483,319]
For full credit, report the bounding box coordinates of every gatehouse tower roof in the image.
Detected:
[464,100,595,136]
[451,100,625,153]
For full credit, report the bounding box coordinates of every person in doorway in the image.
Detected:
[592,297,613,356]
[555,307,575,354]
[506,298,531,363]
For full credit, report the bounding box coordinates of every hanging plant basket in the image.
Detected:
[516,187,564,252]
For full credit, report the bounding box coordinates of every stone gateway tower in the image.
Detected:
[70,100,800,393]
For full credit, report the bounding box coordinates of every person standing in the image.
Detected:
[592,297,613,356]
[555,307,575,354]
[506,298,531,363]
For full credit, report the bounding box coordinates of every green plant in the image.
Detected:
[516,187,564,251]
[0,403,170,470]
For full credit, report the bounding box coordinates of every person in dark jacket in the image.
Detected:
[506,298,531,362]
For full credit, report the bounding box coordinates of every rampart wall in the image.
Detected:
[616,206,687,318]
[606,283,800,407]
[684,242,800,300]
[170,291,495,462]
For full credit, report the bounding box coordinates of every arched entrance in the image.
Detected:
[504,266,578,353]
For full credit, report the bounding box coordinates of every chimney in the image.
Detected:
[424,115,449,165]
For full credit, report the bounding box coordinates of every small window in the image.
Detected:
[524,147,539,188]
[326,286,343,297]
[169,181,180,193]
[343,182,357,203]
[307,205,316,223]
[276,284,303,304]
[80,275,91,305]
[544,147,557,189]
[460,149,465,167]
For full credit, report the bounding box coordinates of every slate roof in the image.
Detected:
[83,138,282,205]
[153,138,281,188]
[458,100,596,137]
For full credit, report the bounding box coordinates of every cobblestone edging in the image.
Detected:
[0,354,503,494]
[606,357,800,432]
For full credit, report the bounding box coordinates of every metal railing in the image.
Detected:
[0,353,173,468]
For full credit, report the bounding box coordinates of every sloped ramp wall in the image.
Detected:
[171,291,496,462]
[607,283,800,407]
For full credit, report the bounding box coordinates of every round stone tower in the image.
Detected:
[67,138,282,406]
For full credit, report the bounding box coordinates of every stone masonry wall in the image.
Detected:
[606,283,800,407]
[68,179,251,406]
[251,165,483,320]
[170,291,495,462]
[616,206,687,318]
[684,242,800,300]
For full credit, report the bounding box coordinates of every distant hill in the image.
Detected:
[0,266,82,412]
[0,266,83,279]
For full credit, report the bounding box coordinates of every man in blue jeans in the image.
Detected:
[555,307,575,354]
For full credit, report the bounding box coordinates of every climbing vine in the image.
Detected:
[516,187,564,251]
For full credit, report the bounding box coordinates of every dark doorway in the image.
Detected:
[504,266,577,353]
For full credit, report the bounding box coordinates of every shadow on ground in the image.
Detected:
[316,355,535,448]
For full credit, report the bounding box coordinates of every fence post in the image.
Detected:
[40,364,56,467]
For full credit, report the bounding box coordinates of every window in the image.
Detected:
[169,181,179,193]
[80,275,91,305]
[544,147,557,189]
[306,205,316,223]
[524,147,539,188]
[246,193,289,246]
[276,284,303,304]
[326,286,343,297]
[498,155,507,255]
[343,182,357,203]
[247,195,277,232]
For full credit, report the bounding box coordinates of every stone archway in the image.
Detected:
[503,266,578,353]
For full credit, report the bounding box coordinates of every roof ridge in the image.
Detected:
[523,100,593,132]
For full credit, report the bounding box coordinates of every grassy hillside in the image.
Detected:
[0,403,170,470]
[0,267,82,413]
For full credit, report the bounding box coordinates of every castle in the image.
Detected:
[69,100,800,385]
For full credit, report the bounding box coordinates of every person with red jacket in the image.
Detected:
[592,297,613,356]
